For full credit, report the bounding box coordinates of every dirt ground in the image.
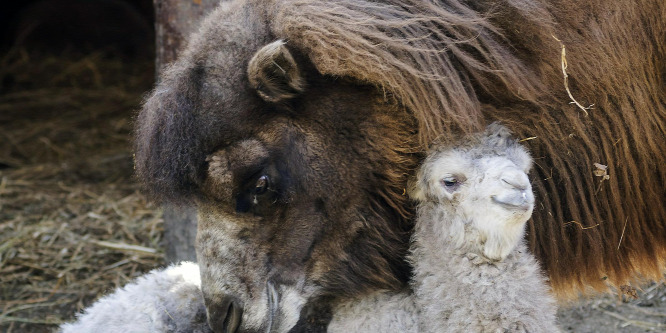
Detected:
[557,284,666,332]
[0,51,664,332]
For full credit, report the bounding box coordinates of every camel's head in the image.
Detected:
[134,3,418,332]
[411,123,534,261]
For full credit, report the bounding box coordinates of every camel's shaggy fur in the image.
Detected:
[134,0,665,330]
[59,262,211,333]
[270,0,545,141]
[410,124,559,332]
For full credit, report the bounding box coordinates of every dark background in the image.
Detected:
[0,0,154,55]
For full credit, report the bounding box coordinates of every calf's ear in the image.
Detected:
[247,40,305,103]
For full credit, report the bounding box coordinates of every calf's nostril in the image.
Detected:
[501,177,527,191]
[207,296,243,333]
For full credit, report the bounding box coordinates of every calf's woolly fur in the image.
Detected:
[59,262,212,333]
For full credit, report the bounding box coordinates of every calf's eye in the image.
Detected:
[441,176,463,192]
[442,177,457,187]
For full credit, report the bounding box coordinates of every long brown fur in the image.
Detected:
[270,0,551,142]
[266,0,666,298]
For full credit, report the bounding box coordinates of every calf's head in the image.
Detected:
[411,124,534,261]
[135,3,418,332]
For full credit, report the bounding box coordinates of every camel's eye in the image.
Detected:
[254,175,269,195]
[441,176,463,191]
[442,177,457,187]
[236,173,276,214]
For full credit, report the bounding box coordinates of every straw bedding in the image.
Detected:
[0,49,163,333]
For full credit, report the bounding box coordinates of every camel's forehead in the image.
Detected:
[426,150,473,176]
[165,0,275,132]
[133,2,279,201]
[424,147,527,184]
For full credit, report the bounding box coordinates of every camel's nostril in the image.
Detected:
[224,300,242,333]
[207,295,243,333]
[491,190,534,211]
[501,177,527,191]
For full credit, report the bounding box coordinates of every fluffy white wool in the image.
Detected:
[328,290,418,333]
[59,262,211,333]
[412,233,560,332]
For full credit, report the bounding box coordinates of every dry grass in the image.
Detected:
[0,48,163,332]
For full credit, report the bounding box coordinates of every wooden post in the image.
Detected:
[163,205,198,262]
[153,0,219,263]
[154,0,219,72]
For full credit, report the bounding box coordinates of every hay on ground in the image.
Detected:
[0,49,163,333]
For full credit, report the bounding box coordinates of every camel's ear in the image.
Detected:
[247,40,305,103]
